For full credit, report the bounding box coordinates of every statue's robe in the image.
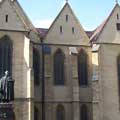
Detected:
[0,75,9,101]
[0,74,14,102]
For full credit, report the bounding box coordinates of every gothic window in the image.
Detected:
[34,106,39,120]
[33,47,40,85]
[56,105,65,120]
[0,35,12,77]
[54,49,65,85]
[77,49,88,86]
[117,55,120,105]
[80,104,88,120]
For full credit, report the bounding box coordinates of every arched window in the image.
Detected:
[33,47,40,85]
[56,105,65,120]
[54,49,65,85]
[117,55,120,104]
[0,35,12,77]
[34,106,39,120]
[77,49,88,86]
[80,104,88,120]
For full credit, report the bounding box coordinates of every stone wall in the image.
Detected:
[43,45,92,120]
[98,44,120,120]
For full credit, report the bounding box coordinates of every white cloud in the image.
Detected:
[34,19,53,28]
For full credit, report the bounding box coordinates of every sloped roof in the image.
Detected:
[86,31,94,38]
[0,0,38,33]
[44,2,70,38]
[90,3,119,43]
[36,28,48,38]
[35,2,99,40]
[37,28,93,39]
[14,0,37,32]
[90,19,107,42]
[44,2,90,45]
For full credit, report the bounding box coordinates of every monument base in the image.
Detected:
[0,103,15,120]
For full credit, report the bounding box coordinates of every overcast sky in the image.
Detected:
[18,0,118,30]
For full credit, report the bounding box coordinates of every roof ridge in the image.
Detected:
[90,3,119,43]
[43,2,69,38]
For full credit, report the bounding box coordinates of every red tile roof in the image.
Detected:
[86,31,94,38]
[36,28,48,38]
[90,19,107,42]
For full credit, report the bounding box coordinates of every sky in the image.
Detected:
[18,0,118,30]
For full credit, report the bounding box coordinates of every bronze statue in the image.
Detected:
[0,71,14,102]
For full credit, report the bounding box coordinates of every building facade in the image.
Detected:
[0,0,120,120]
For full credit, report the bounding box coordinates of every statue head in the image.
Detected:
[5,71,8,76]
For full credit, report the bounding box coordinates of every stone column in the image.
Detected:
[72,87,80,120]
[71,55,80,120]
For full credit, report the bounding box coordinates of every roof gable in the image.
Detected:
[44,2,90,46]
[91,3,120,44]
[0,0,36,31]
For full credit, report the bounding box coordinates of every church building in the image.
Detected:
[0,0,120,120]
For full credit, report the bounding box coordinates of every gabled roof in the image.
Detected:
[90,3,120,43]
[44,2,70,38]
[0,0,37,33]
[14,0,37,32]
[43,2,90,45]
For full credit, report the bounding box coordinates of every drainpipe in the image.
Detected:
[41,38,45,120]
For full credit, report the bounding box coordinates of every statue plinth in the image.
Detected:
[0,103,15,120]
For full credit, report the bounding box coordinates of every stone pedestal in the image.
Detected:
[0,103,15,120]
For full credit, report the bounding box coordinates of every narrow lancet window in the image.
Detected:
[34,106,39,120]
[78,49,88,86]
[0,35,12,77]
[54,49,65,85]
[80,104,88,120]
[117,55,120,107]
[33,47,40,85]
[56,105,65,120]
[5,14,8,23]
[117,14,119,20]
[66,15,68,22]
[72,27,75,34]
[60,26,63,33]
